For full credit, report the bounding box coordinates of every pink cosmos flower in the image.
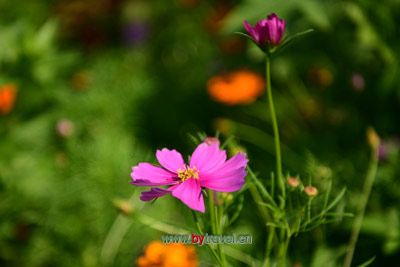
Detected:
[243,13,285,47]
[131,142,248,212]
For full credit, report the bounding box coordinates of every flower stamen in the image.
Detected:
[177,166,199,182]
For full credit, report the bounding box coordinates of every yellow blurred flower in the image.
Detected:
[137,241,198,267]
[207,70,264,105]
[0,83,17,115]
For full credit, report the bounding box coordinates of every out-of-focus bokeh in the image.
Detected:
[0,0,399,266]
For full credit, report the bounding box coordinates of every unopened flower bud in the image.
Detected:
[204,137,220,146]
[304,186,318,197]
[243,13,285,49]
[229,145,247,156]
[287,177,300,188]
[113,199,134,216]
[366,127,380,151]
[220,192,234,204]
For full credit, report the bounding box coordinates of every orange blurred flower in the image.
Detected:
[308,67,333,88]
[71,70,92,91]
[137,241,198,267]
[207,70,264,105]
[0,84,17,115]
[204,3,233,34]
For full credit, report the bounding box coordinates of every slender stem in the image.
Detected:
[270,172,275,200]
[277,233,290,267]
[208,190,227,267]
[343,144,379,267]
[265,56,285,206]
[249,182,269,222]
[217,204,228,266]
[263,226,275,267]
[208,190,217,235]
[191,210,223,266]
[266,55,288,267]
[307,197,312,224]
[224,246,262,266]
[101,214,132,266]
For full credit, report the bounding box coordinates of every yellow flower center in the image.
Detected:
[177,166,199,182]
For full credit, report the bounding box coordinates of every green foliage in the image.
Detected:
[0,0,399,266]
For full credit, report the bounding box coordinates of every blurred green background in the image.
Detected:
[0,0,399,266]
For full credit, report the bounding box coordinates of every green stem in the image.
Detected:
[265,56,285,206]
[270,172,275,201]
[343,143,379,267]
[266,55,288,267]
[263,226,275,267]
[217,204,228,266]
[208,190,218,235]
[191,210,223,266]
[307,197,313,224]
[101,214,132,266]
[277,233,289,267]
[208,190,227,267]
[249,182,269,222]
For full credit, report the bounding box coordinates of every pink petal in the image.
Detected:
[266,13,285,45]
[171,178,205,212]
[131,163,179,186]
[256,19,270,44]
[267,13,279,20]
[243,20,259,43]
[156,148,185,173]
[140,187,171,201]
[189,143,226,175]
[200,153,248,192]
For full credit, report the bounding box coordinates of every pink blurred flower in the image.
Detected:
[131,142,248,212]
[243,13,285,48]
[351,73,365,92]
[378,138,400,161]
[56,119,74,138]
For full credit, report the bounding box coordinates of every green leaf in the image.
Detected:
[234,31,253,41]
[248,167,277,207]
[221,135,235,149]
[325,187,347,212]
[357,256,376,267]
[275,28,315,53]
[257,201,281,215]
[323,179,333,211]
[234,31,266,53]
[228,194,244,225]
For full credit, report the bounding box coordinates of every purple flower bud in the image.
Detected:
[243,13,285,48]
[204,137,220,146]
